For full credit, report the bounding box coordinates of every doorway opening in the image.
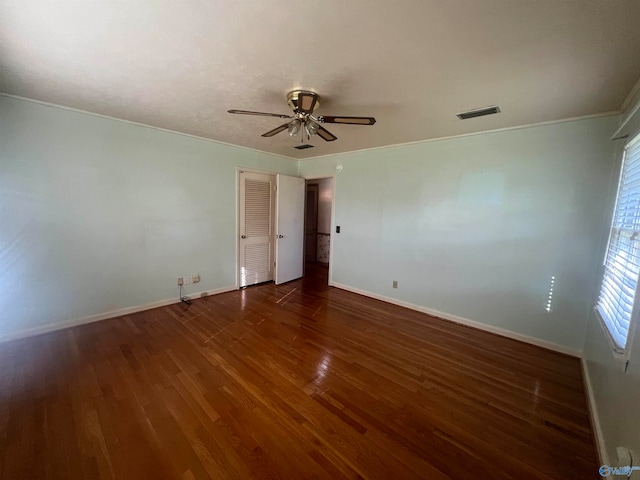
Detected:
[238,169,305,288]
[304,177,334,285]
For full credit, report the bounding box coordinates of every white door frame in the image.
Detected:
[236,169,334,288]
[302,174,336,286]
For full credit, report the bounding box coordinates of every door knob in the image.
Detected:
[241,235,246,239]
[278,235,284,238]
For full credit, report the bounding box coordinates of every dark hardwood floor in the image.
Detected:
[0,264,599,479]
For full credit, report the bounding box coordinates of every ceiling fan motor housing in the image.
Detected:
[287,90,320,113]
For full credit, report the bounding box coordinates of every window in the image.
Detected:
[597,133,640,352]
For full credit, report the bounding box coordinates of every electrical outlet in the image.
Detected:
[393,280,398,289]
[616,447,632,467]
[192,274,200,283]
[183,275,191,285]
[177,277,184,286]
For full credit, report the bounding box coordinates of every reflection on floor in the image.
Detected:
[0,267,597,479]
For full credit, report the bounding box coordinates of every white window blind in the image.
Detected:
[597,133,640,351]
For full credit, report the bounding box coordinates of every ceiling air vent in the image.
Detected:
[294,144,314,150]
[457,106,501,120]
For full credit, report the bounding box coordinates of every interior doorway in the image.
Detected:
[304,177,334,284]
[238,170,305,288]
[305,183,319,263]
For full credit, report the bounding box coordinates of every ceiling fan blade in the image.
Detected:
[316,126,337,142]
[296,91,318,114]
[261,123,290,137]
[318,115,376,125]
[228,109,292,119]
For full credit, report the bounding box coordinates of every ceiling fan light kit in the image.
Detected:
[288,119,301,136]
[228,90,376,146]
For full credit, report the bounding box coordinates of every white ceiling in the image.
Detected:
[2,1,640,159]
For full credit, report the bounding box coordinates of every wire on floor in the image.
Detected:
[179,284,192,305]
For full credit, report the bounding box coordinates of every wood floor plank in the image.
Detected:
[0,264,599,479]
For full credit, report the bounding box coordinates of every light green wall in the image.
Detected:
[2,93,635,463]
[300,116,619,351]
[0,95,297,339]
[0,95,620,353]
[584,308,640,467]
[583,106,640,466]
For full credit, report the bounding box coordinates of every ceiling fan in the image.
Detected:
[228,90,376,143]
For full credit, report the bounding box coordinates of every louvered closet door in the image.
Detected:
[239,172,275,287]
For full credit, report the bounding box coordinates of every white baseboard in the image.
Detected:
[0,285,238,343]
[581,358,609,468]
[329,281,582,358]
